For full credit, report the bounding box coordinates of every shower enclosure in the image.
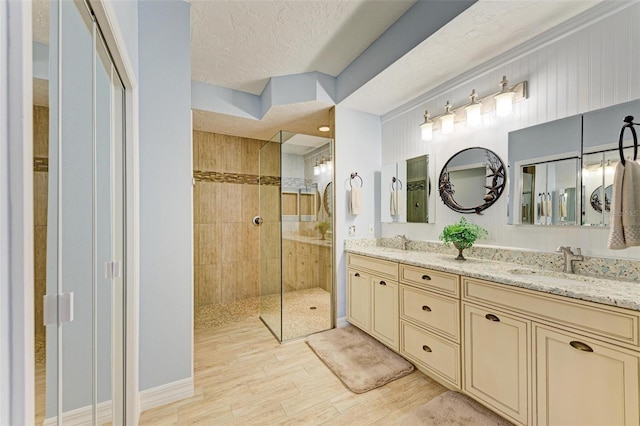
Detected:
[258,131,334,342]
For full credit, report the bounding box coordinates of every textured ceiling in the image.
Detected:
[341,0,601,115]
[32,0,604,141]
[191,0,416,95]
[193,101,332,141]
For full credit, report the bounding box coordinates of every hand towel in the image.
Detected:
[390,191,403,216]
[608,160,640,249]
[350,187,362,215]
[546,198,553,219]
[559,197,567,218]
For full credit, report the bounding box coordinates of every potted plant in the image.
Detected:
[314,220,331,240]
[439,217,488,260]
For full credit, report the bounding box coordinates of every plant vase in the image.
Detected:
[453,242,466,261]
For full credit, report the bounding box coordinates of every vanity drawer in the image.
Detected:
[400,264,459,297]
[347,253,398,280]
[463,277,640,348]
[400,285,460,343]
[400,321,461,389]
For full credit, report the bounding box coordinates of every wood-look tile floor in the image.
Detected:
[139,319,447,425]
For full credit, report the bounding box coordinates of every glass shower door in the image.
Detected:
[258,133,283,341]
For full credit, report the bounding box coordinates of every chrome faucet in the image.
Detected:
[555,246,583,273]
[396,234,409,250]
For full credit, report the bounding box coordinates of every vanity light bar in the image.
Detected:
[420,77,528,134]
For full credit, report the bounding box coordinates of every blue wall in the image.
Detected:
[138,0,193,390]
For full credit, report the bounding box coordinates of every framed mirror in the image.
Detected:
[439,147,505,214]
[508,115,581,225]
[406,155,429,223]
[381,155,431,223]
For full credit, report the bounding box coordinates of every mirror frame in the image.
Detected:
[438,147,506,215]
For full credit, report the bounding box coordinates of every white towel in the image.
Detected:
[559,197,567,218]
[350,187,362,215]
[608,160,640,249]
[546,198,553,219]
[390,191,403,216]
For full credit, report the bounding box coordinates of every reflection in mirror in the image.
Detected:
[508,115,581,225]
[582,150,619,226]
[439,148,505,214]
[380,162,407,223]
[323,182,332,217]
[517,159,578,225]
[406,155,429,223]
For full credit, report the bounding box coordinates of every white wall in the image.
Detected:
[334,106,382,320]
[138,0,193,391]
[380,3,640,260]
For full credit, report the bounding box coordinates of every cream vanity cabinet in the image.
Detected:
[346,252,640,425]
[398,264,461,389]
[346,254,399,350]
[462,302,531,425]
[463,277,640,426]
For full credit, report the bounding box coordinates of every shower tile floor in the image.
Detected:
[195,287,331,341]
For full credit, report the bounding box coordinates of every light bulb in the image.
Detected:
[313,159,320,176]
[419,110,433,141]
[319,157,327,173]
[441,101,455,135]
[465,89,482,127]
[495,76,514,117]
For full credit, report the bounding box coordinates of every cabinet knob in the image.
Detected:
[421,275,431,281]
[485,313,500,322]
[422,345,432,352]
[379,281,387,286]
[422,305,432,312]
[570,341,593,352]
[354,273,360,277]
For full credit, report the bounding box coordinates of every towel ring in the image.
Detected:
[391,176,403,190]
[350,172,363,188]
[618,115,638,166]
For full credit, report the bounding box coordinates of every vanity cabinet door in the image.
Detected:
[347,268,372,332]
[463,303,531,425]
[371,278,399,350]
[535,324,640,426]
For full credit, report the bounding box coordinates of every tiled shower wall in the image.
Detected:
[193,130,266,307]
[34,105,49,335]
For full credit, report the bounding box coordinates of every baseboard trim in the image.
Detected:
[139,377,194,412]
[337,316,349,328]
[43,400,112,426]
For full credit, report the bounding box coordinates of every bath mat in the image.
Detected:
[399,391,514,425]
[306,325,414,393]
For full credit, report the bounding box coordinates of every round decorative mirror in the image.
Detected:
[323,182,333,217]
[438,147,506,214]
[589,185,613,212]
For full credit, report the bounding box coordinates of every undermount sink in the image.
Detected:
[507,268,603,286]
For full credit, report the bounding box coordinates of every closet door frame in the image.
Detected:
[1,0,140,423]
[81,1,141,423]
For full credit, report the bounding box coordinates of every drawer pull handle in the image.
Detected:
[379,281,387,286]
[421,275,431,280]
[422,345,432,353]
[354,273,360,277]
[570,341,593,352]
[485,314,500,322]
[422,305,432,312]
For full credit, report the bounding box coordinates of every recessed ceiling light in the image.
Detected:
[317,125,330,132]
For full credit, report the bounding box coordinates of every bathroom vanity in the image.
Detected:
[346,249,640,426]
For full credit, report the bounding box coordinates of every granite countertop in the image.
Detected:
[346,246,640,312]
